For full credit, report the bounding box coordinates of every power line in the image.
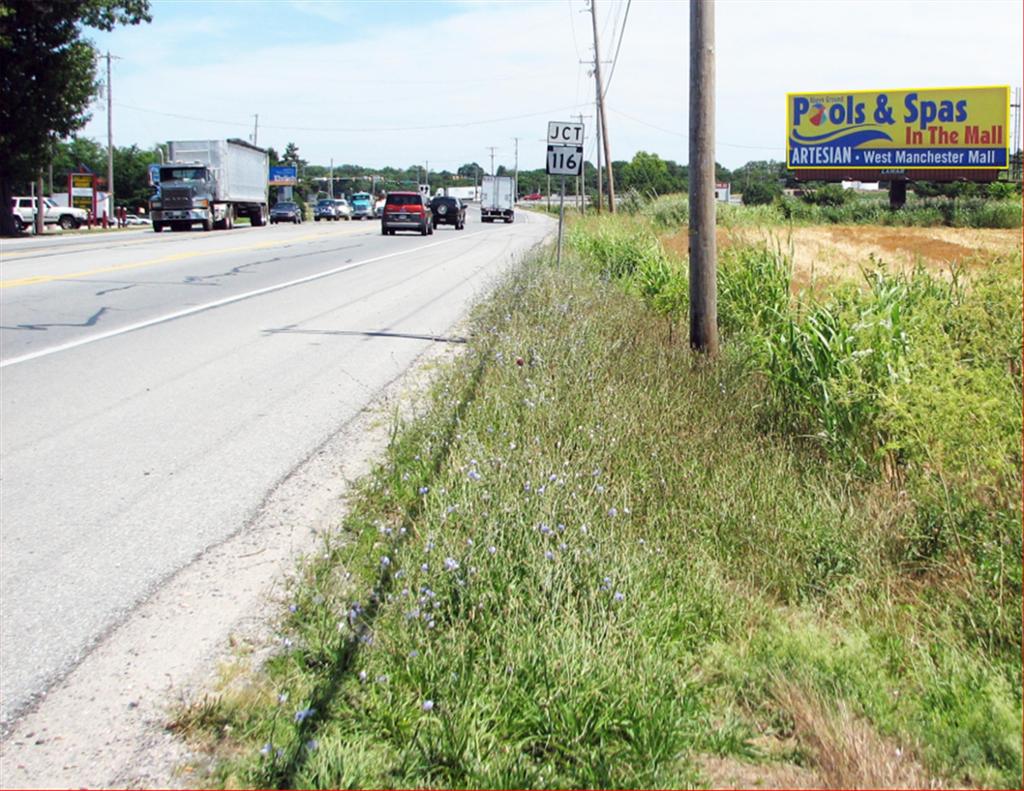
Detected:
[608,106,783,152]
[114,101,591,134]
[602,0,631,97]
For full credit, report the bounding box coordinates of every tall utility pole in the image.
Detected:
[487,147,497,176]
[329,157,334,198]
[573,113,591,211]
[105,51,114,217]
[594,81,603,213]
[512,137,519,200]
[252,114,259,145]
[589,0,615,212]
[689,0,718,355]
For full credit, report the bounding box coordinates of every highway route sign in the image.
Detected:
[546,145,584,176]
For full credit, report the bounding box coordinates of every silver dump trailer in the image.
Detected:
[151,139,268,232]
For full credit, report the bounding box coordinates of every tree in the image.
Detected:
[0,1,151,235]
[621,151,671,196]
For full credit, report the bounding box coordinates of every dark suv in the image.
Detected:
[381,192,433,236]
[429,196,466,230]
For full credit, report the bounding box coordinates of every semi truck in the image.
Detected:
[480,175,514,223]
[150,139,269,232]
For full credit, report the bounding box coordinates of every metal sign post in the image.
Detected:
[556,177,566,266]
[546,121,584,267]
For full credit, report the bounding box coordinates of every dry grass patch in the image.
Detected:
[660,225,1021,291]
[774,680,941,789]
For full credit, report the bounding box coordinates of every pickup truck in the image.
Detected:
[11,197,89,230]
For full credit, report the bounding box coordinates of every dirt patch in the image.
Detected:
[660,225,1021,291]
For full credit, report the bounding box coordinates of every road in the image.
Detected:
[0,211,553,727]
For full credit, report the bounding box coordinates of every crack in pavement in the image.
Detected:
[0,306,111,332]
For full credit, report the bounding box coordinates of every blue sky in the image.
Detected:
[78,0,1023,173]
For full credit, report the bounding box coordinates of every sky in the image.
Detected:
[78,0,1023,174]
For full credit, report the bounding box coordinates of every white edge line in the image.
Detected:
[1,230,489,369]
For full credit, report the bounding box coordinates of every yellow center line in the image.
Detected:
[0,226,364,289]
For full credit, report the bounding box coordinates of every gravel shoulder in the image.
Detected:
[0,339,460,790]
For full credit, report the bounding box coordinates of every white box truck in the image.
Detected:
[150,139,269,232]
[480,175,514,223]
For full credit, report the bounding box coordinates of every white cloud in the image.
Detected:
[80,0,1024,171]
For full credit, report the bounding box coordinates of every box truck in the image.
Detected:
[150,139,269,232]
[480,175,514,223]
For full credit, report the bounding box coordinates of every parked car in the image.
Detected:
[522,192,543,201]
[333,199,352,220]
[373,198,385,218]
[381,192,433,236]
[125,214,151,226]
[270,201,303,224]
[429,196,466,230]
[314,198,339,221]
[11,197,88,230]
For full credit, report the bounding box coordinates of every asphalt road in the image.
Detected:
[0,210,554,725]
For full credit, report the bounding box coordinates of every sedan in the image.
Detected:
[270,202,303,224]
[125,214,151,226]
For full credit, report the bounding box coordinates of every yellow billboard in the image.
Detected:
[787,86,1009,170]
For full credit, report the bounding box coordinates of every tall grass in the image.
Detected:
[177,216,1021,789]
[627,192,1023,229]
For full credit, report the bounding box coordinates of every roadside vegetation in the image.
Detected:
[175,205,1021,789]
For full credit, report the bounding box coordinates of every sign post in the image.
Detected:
[546,121,584,266]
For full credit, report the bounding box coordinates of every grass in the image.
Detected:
[175,211,1022,789]
[631,193,1023,230]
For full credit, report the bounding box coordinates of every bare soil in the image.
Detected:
[660,224,1022,292]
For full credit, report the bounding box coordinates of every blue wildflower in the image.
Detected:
[294,707,315,723]
[422,699,434,712]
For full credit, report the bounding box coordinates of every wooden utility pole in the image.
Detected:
[688,0,718,354]
[594,79,603,213]
[589,0,615,212]
[106,51,114,218]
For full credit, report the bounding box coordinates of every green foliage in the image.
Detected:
[741,180,781,206]
[184,243,1020,788]
[800,182,852,206]
[0,0,150,233]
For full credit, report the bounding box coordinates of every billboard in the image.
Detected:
[787,86,1009,171]
[269,165,298,186]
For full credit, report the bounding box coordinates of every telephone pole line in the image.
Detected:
[105,51,120,217]
[512,137,519,200]
[573,113,591,211]
[689,0,718,354]
[589,0,615,212]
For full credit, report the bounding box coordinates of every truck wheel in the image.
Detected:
[13,216,24,233]
[153,223,163,233]
[59,216,74,230]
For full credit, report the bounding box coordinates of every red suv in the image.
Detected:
[381,192,433,236]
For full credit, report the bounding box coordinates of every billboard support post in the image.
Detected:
[890,180,907,209]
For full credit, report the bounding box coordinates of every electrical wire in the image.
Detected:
[602,0,631,98]
[608,106,784,152]
[115,101,592,134]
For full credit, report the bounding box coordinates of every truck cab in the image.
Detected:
[349,192,373,220]
[150,164,215,231]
